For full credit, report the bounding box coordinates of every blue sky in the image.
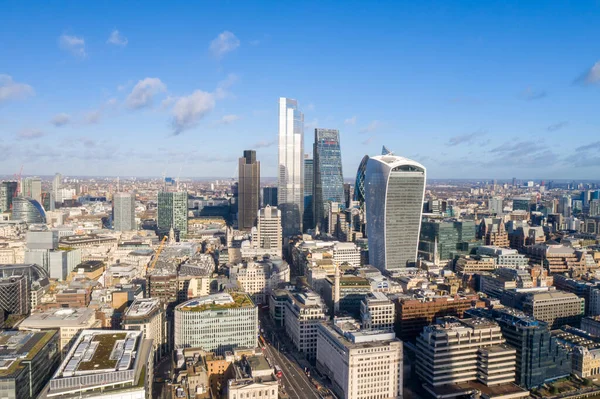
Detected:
[1,1,600,179]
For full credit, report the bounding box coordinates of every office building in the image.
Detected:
[284,290,327,359]
[0,264,49,315]
[512,197,530,212]
[0,330,60,399]
[360,292,395,331]
[229,258,290,304]
[522,290,584,329]
[489,197,504,215]
[174,293,258,355]
[479,217,510,247]
[122,298,167,362]
[455,254,496,274]
[418,219,479,264]
[303,156,314,231]
[313,128,344,232]
[395,294,480,342]
[42,329,153,398]
[238,150,260,231]
[365,154,426,271]
[251,206,282,257]
[11,197,46,224]
[21,177,42,203]
[468,308,572,389]
[19,308,100,355]
[353,155,369,206]
[113,192,136,231]
[316,318,403,399]
[0,181,18,213]
[262,187,277,207]
[277,97,304,237]
[226,353,278,399]
[52,173,61,203]
[559,195,572,217]
[416,317,527,399]
[157,191,188,237]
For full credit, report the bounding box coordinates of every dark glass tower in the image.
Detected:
[263,187,278,207]
[303,157,314,231]
[0,181,18,213]
[238,150,260,230]
[313,128,344,232]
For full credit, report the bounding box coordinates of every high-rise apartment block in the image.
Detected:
[174,293,258,355]
[316,318,403,399]
[113,192,136,231]
[277,97,304,237]
[313,128,344,232]
[157,191,188,237]
[238,150,260,231]
[365,154,426,271]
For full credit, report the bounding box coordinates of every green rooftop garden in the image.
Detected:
[77,333,127,372]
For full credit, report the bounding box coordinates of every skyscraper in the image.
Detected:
[313,128,344,232]
[113,192,136,231]
[303,156,314,231]
[238,150,260,231]
[365,154,426,271]
[262,187,278,207]
[157,191,188,237]
[252,205,282,255]
[0,181,18,213]
[22,177,42,203]
[278,97,304,237]
[11,197,46,224]
[52,173,62,202]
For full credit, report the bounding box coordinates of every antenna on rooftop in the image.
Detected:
[381,145,394,156]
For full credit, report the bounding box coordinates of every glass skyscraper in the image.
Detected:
[0,181,18,213]
[11,197,46,224]
[157,191,188,237]
[313,128,344,232]
[238,150,260,231]
[353,155,369,205]
[303,156,314,231]
[365,154,426,271]
[278,97,304,237]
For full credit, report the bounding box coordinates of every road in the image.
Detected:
[260,311,322,399]
[152,354,172,399]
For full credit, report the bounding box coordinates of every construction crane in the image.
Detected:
[146,236,168,274]
[13,165,23,197]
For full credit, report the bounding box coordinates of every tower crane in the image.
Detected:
[146,236,168,274]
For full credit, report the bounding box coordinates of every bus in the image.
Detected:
[274,365,283,378]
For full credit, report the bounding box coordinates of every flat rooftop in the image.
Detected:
[0,330,56,378]
[177,292,254,312]
[124,298,161,318]
[19,308,96,328]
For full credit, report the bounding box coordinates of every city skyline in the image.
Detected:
[1,2,600,179]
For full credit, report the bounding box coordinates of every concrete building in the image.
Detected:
[455,254,496,274]
[250,206,282,258]
[122,298,167,362]
[174,293,258,355]
[0,330,60,399]
[416,317,527,399]
[18,307,100,355]
[113,192,136,231]
[522,290,584,329]
[479,217,510,247]
[332,242,361,267]
[21,177,42,203]
[476,246,529,269]
[524,242,584,274]
[226,353,278,399]
[229,257,290,304]
[360,292,395,331]
[316,318,403,399]
[284,290,327,359]
[41,329,153,399]
[278,97,304,237]
[365,154,426,271]
[238,150,260,231]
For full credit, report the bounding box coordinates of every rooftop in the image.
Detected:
[177,292,254,312]
[124,298,161,318]
[0,330,56,378]
[19,308,96,328]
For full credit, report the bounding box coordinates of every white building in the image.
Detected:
[360,292,395,331]
[229,257,290,304]
[250,206,282,257]
[332,242,361,267]
[284,290,327,359]
[122,298,167,362]
[18,307,100,355]
[316,318,403,399]
[226,354,278,399]
[476,246,529,269]
[365,154,426,271]
[278,98,304,237]
[113,192,136,232]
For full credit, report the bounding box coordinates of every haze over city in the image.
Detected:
[2,1,600,179]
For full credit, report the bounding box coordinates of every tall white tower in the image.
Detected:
[365,154,426,272]
[278,97,304,237]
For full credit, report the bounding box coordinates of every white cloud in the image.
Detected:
[219,114,240,124]
[17,128,44,140]
[209,31,240,58]
[107,30,128,46]
[59,34,86,58]
[359,120,381,133]
[0,75,34,103]
[344,116,357,125]
[215,73,239,99]
[580,61,600,85]
[105,98,118,107]
[51,113,70,127]
[84,110,101,124]
[126,78,167,109]
[253,139,277,148]
[171,90,216,135]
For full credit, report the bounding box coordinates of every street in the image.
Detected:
[152,355,173,399]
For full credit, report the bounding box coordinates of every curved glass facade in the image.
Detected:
[353,155,369,204]
[11,197,46,224]
[365,155,426,271]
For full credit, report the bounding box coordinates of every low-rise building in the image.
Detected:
[284,290,327,359]
[522,290,584,329]
[455,254,496,274]
[226,353,278,399]
[360,292,395,331]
